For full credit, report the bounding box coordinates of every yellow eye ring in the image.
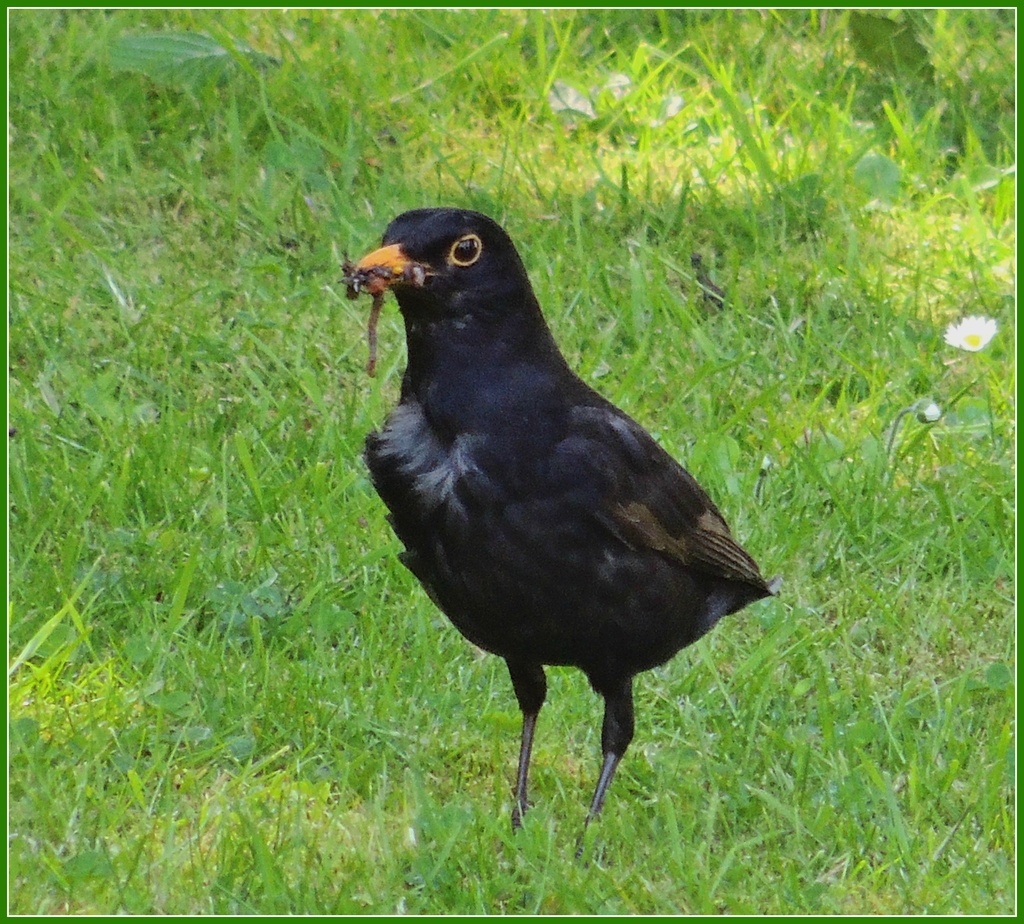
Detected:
[449,234,483,267]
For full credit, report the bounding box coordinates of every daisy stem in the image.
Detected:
[885,405,914,458]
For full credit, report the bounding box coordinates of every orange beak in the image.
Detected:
[350,243,432,296]
[355,243,413,277]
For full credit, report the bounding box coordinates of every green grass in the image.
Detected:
[8,9,1015,915]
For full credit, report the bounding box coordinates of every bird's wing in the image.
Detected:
[566,402,771,591]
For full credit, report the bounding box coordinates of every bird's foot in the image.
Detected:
[510,798,531,831]
[574,811,600,860]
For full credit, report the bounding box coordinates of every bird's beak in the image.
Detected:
[353,243,431,291]
[355,243,411,278]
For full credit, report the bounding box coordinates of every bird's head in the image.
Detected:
[348,208,537,324]
[347,208,571,403]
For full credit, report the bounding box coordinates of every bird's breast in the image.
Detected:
[367,400,489,517]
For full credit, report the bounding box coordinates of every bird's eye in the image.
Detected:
[449,234,483,267]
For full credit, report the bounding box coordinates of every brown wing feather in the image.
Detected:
[569,400,774,593]
[614,500,770,588]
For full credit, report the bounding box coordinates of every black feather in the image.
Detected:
[358,208,780,850]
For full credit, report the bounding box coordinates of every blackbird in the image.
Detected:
[349,207,779,849]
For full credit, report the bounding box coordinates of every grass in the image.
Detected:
[8,8,1015,915]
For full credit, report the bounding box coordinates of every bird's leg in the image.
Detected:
[585,751,623,822]
[512,709,538,829]
[506,661,547,829]
[587,677,635,822]
[576,677,635,858]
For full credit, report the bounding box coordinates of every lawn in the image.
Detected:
[8,9,1015,915]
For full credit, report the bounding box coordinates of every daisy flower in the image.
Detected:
[915,400,942,423]
[944,315,998,352]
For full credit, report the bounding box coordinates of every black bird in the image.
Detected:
[349,208,779,848]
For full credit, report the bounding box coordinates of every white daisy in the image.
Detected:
[944,315,998,352]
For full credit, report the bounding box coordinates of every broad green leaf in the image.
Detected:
[985,662,1013,691]
[848,12,935,81]
[110,32,276,89]
[853,151,902,202]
